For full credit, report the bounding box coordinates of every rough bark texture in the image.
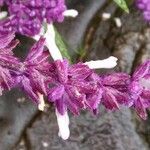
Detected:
[0,0,149,150]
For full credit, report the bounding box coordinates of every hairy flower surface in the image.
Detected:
[0,32,19,95]
[129,60,150,120]
[47,59,98,115]
[84,72,130,113]
[0,0,66,36]
[0,30,150,140]
[136,0,150,21]
[47,59,133,115]
[13,37,49,105]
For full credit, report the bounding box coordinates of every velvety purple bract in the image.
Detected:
[0,0,66,36]
[0,32,19,94]
[47,59,99,115]
[91,73,131,111]
[13,37,49,104]
[129,60,150,120]
[0,31,150,121]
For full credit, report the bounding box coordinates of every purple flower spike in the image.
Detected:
[47,59,99,115]
[0,0,66,36]
[13,37,49,105]
[0,32,19,94]
[136,0,150,21]
[129,60,150,120]
[99,73,131,110]
[0,0,4,5]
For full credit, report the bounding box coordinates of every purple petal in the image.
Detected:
[0,32,15,49]
[55,98,67,115]
[25,37,45,62]
[29,69,47,95]
[133,60,150,79]
[102,88,119,110]
[108,87,132,107]
[64,92,80,115]
[0,39,19,54]
[20,76,39,103]
[86,88,103,110]
[48,85,64,102]
[71,80,98,94]
[0,66,13,91]
[55,59,69,83]
[134,97,147,120]
[141,89,150,107]
[69,63,92,80]
[65,85,86,108]
[103,73,130,86]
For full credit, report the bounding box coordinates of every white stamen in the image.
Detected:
[38,93,45,111]
[44,24,63,61]
[114,18,122,28]
[102,12,111,20]
[85,56,118,69]
[0,11,7,20]
[63,9,78,18]
[56,109,70,140]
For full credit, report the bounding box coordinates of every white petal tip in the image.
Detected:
[56,110,70,140]
[63,9,78,18]
[38,93,45,111]
[108,56,118,63]
[0,11,7,20]
[38,104,45,111]
[85,56,118,69]
[107,56,118,68]
[58,130,70,140]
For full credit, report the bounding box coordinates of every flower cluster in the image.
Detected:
[0,31,150,139]
[0,0,66,36]
[136,0,150,21]
[1,31,150,120]
[0,0,150,141]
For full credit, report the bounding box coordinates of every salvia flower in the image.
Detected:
[0,0,66,36]
[0,32,19,94]
[47,59,95,115]
[136,0,150,21]
[12,37,49,110]
[129,60,150,120]
[97,73,131,111]
[1,31,150,139]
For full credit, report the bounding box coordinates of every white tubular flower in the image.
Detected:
[56,109,70,140]
[0,11,7,20]
[43,24,70,140]
[37,93,45,111]
[84,56,118,69]
[44,24,63,61]
[33,23,70,140]
[63,9,78,18]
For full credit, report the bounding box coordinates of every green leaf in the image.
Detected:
[113,0,129,13]
[54,28,72,62]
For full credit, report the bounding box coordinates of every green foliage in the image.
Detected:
[113,0,129,13]
[54,28,71,62]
